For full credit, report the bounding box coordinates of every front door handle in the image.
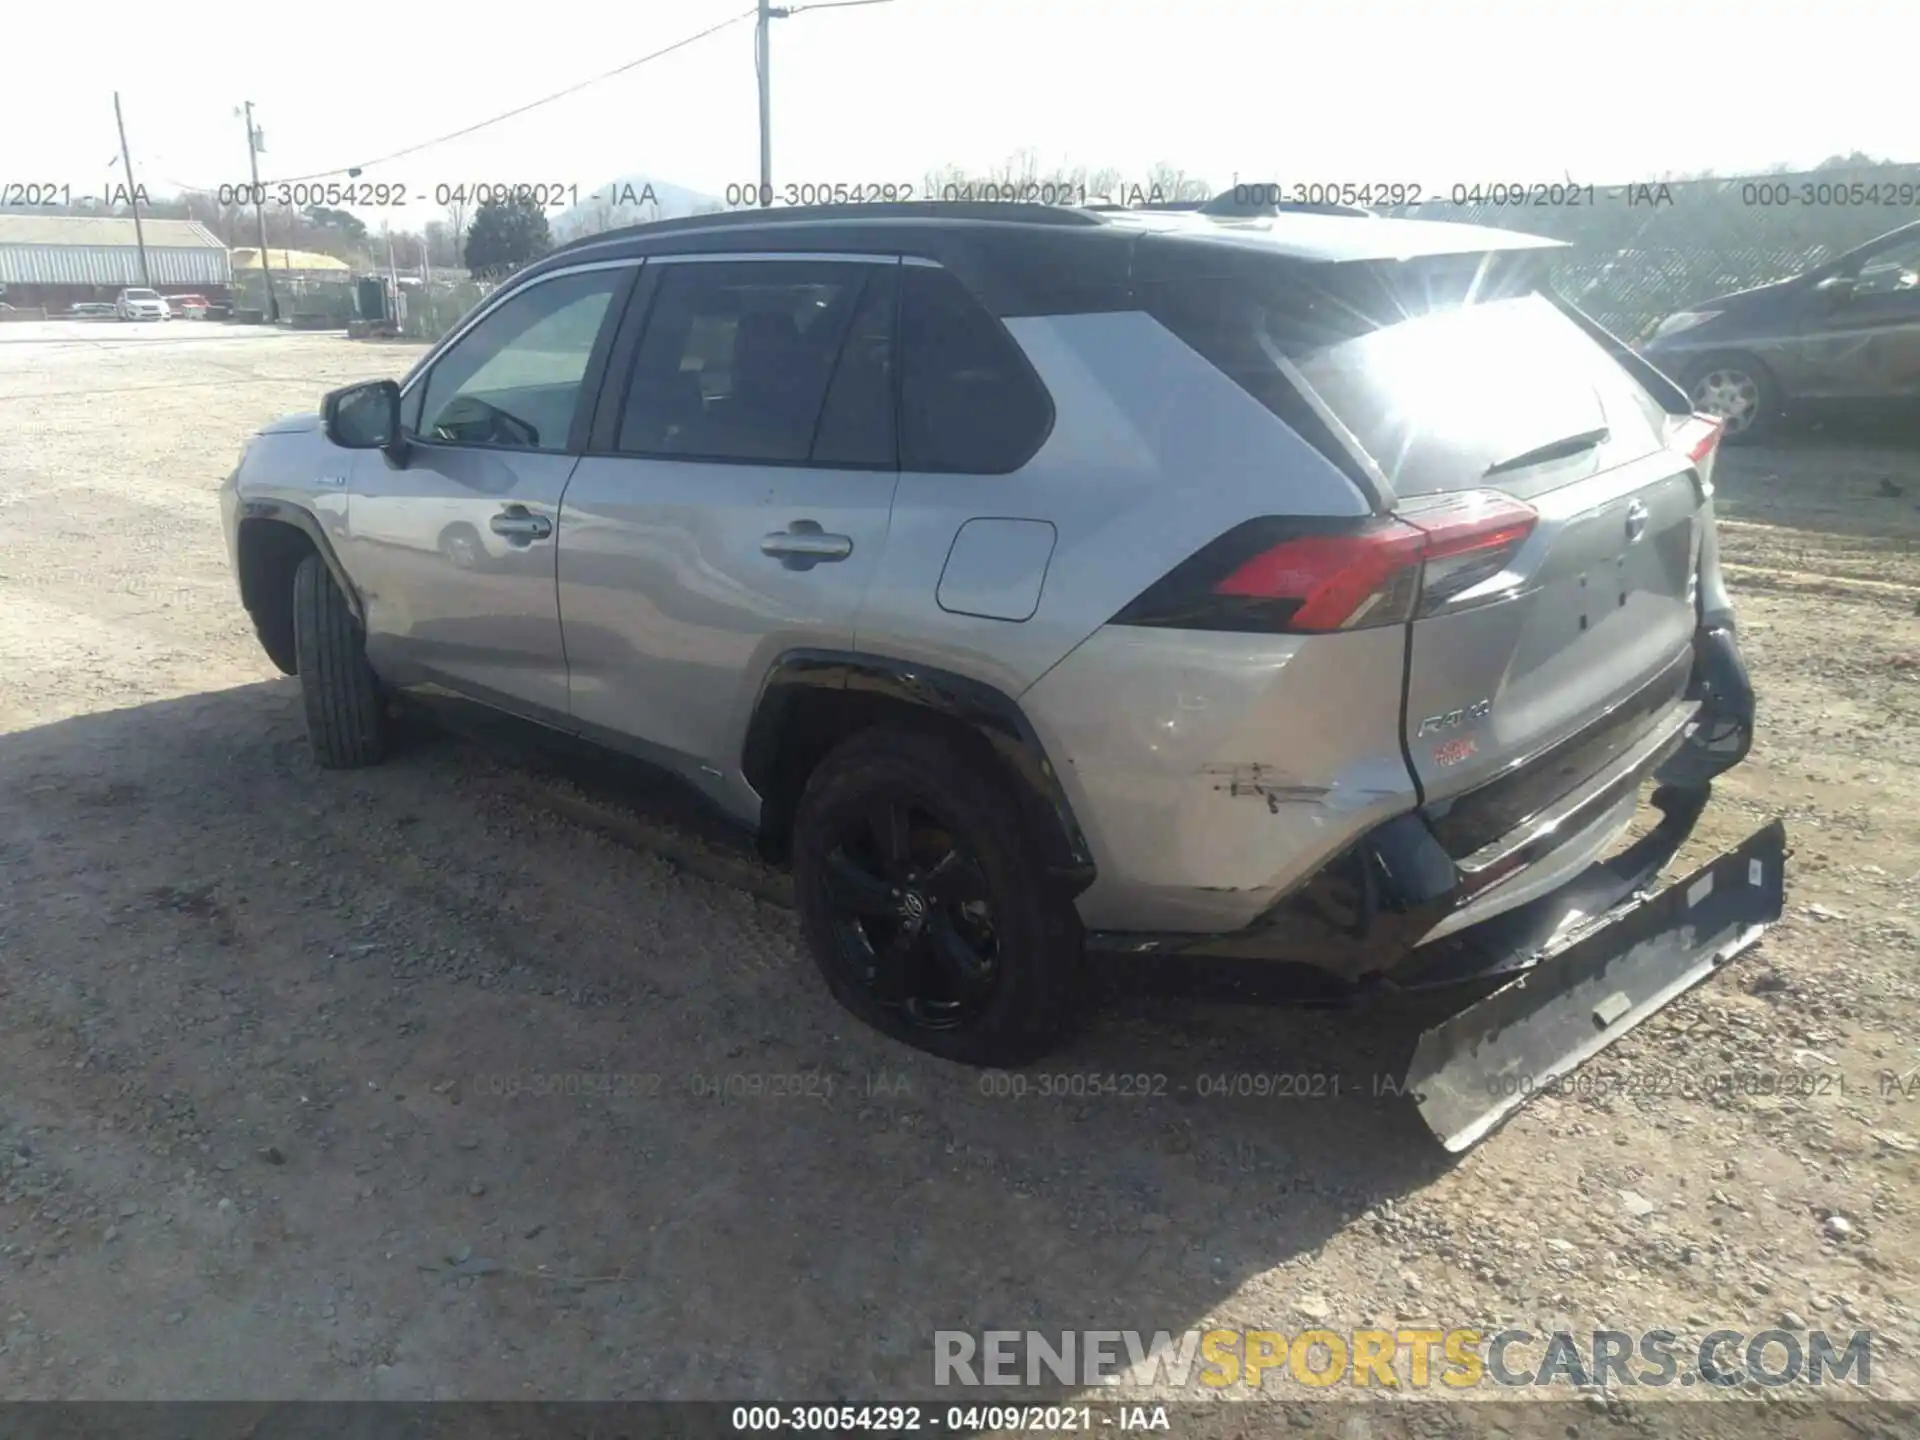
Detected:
[761,519,853,570]
[491,505,553,542]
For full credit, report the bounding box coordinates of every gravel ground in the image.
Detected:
[0,322,1917,1434]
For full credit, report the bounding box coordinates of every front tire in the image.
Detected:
[291,553,387,768]
[791,727,1085,1066]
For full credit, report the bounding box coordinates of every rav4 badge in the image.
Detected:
[1417,698,1491,737]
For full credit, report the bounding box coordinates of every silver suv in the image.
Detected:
[221,200,1778,1146]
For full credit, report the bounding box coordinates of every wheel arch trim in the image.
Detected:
[741,649,1097,894]
[236,499,364,625]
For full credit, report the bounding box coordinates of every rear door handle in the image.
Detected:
[761,519,853,570]
[491,505,552,541]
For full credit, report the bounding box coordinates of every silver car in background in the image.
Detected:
[220,197,1782,1149]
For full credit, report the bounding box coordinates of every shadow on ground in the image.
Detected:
[1,681,1464,1401]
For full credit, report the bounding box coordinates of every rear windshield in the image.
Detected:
[1145,257,1668,499]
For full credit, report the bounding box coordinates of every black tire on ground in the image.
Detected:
[791,726,1085,1067]
[1682,352,1779,444]
[291,553,387,769]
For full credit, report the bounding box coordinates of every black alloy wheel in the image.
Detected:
[816,794,1001,1030]
[791,727,1084,1066]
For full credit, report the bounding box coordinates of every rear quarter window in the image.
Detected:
[899,267,1053,474]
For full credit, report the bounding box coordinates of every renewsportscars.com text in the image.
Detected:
[934,1327,1874,1390]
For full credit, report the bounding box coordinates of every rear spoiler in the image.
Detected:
[1544,291,1692,416]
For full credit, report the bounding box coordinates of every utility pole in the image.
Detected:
[242,102,279,323]
[753,0,892,210]
[756,0,773,207]
[385,227,404,330]
[112,92,151,288]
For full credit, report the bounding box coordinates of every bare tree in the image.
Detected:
[1084,167,1124,203]
[1144,162,1211,202]
[923,155,1214,207]
[574,192,620,239]
[444,196,470,268]
[423,220,457,268]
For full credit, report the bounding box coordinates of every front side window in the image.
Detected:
[1849,237,1920,298]
[415,268,624,452]
[616,259,889,465]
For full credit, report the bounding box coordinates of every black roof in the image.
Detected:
[523,195,1565,318]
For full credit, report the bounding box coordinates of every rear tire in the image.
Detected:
[1682,353,1778,443]
[791,726,1085,1067]
[292,553,387,769]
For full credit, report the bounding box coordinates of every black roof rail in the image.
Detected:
[547,199,1107,255]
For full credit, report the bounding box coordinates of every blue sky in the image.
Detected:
[4,0,1909,230]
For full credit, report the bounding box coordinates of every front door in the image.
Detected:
[1790,229,1920,401]
[557,256,901,801]
[345,263,635,719]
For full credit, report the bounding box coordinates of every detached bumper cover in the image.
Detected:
[1398,814,1785,1151]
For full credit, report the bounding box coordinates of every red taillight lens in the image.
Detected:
[1114,492,1538,635]
[1398,490,1539,613]
[1213,522,1427,630]
[1672,413,1722,467]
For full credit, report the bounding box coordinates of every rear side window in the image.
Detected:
[899,267,1052,473]
[616,259,885,465]
[1147,258,1669,500]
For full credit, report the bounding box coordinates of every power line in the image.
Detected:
[256,9,757,186]
[781,0,897,13]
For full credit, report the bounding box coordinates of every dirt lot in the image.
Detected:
[1,322,1917,1431]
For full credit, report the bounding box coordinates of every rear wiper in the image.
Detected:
[1483,426,1610,477]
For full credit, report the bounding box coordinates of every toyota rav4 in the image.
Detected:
[221,198,1783,1149]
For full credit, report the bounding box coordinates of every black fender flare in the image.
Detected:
[235,498,365,626]
[742,650,1097,895]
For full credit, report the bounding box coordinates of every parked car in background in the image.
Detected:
[166,294,210,318]
[69,302,118,319]
[115,288,171,321]
[1641,219,1920,441]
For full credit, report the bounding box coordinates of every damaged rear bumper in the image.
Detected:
[1085,623,1760,978]
[1401,812,1784,1149]
[1081,620,1778,1150]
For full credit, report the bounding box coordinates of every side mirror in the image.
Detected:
[322,379,406,459]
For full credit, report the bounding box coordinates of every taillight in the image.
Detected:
[1213,523,1427,630]
[1113,492,1537,635]
[1670,412,1722,491]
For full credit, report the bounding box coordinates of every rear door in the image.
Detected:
[1279,275,1703,823]
[555,255,900,803]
